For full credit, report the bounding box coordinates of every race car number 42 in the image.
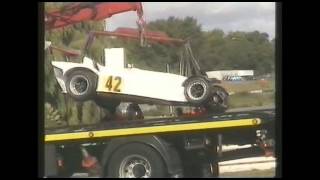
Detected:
[105,76,122,92]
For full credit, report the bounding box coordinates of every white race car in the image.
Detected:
[47,29,229,113]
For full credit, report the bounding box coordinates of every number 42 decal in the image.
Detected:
[105,76,122,92]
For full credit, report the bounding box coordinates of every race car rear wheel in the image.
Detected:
[66,70,97,101]
[184,76,211,104]
[205,86,229,114]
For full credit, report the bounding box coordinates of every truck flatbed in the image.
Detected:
[45,108,275,143]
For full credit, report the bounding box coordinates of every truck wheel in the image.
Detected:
[66,70,97,101]
[184,76,211,104]
[210,161,219,177]
[107,143,166,178]
[205,86,229,114]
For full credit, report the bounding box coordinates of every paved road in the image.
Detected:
[70,156,276,178]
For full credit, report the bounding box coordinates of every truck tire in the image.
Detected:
[198,162,219,177]
[184,76,211,104]
[210,161,219,177]
[205,86,229,114]
[106,143,167,178]
[65,70,97,101]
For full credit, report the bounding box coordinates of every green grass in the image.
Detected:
[221,79,275,94]
[229,92,275,108]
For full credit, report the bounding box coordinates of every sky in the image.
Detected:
[106,2,276,39]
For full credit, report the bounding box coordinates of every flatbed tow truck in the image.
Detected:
[44,107,275,178]
[44,3,276,177]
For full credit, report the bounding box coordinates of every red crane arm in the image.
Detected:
[90,28,186,46]
[45,2,144,30]
[48,45,81,58]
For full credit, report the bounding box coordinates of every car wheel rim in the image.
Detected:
[187,81,207,100]
[70,75,89,96]
[119,154,152,178]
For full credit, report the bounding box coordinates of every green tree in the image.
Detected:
[45,2,105,128]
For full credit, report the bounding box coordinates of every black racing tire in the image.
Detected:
[65,69,97,101]
[106,143,167,178]
[94,97,120,114]
[126,104,144,120]
[184,76,211,104]
[205,86,229,114]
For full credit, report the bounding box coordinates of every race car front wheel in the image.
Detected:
[184,76,211,104]
[66,70,97,101]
